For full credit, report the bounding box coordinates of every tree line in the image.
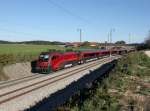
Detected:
[0,40,65,45]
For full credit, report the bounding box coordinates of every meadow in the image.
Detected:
[0,44,65,54]
[0,44,66,64]
[0,44,65,80]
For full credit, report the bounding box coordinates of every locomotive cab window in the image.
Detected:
[39,54,49,61]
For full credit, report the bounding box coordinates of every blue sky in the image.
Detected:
[0,0,150,43]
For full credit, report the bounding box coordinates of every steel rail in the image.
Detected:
[0,74,43,86]
[0,74,45,89]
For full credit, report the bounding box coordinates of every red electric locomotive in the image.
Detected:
[36,51,80,73]
[35,49,126,74]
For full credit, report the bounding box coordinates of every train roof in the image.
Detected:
[40,49,111,56]
[80,50,109,53]
[63,51,79,55]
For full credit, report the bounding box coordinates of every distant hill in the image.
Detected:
[0,40,13,44]
[0,40,65,45]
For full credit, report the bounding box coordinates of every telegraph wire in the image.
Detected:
[47,0,90,24]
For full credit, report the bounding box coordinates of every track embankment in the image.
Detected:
[3,62,38,80]
[145,50,150,57]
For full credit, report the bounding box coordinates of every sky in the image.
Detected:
[0,0,150,43]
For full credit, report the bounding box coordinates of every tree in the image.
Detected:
[115,41,126,44]
[145,31,150,48]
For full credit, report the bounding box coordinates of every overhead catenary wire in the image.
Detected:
[47,0,90,24]
[47,0,100,42]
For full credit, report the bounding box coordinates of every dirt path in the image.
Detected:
[145,51,150,57]
[3,62,37,80]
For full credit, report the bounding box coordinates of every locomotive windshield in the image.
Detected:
[39,54,49,61]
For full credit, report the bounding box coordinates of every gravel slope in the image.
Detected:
[3,62,36,80]
[145,51,150,57]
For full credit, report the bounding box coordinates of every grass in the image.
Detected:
[0,44,65,80]
[54,52,150,111]
[0,44,65,65]
[0,44,65,54]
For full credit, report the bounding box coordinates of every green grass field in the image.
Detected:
[0,44,65,55]
[0,43,66,64]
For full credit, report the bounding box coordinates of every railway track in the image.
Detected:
[0,74,45,89]
[0,56,112,90]
[0,56,117,111]
[0,62,90,89]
